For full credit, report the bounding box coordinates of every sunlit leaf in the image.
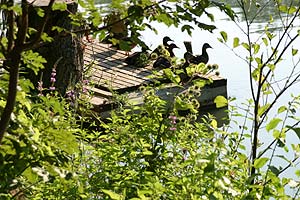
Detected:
[163,68,180,84]
[277,106,287,114]
[220,31,228,42]
[295,169,300,177]
[266,31,274,40]
[292,48,298,56]
[266,118,282,132]
[210,119,217,129]
[214,95,227,108]
[262,37,268,46]
[253,44,260,54]
[254,157,269,169]
[52,2,67,11]
[279,5,288,13]
[142,151,153,156]
[102,189,122,200]
[241,42,250,51]
[233,37,239,48]
[273,130,280,139]
[255,57,262,64]
[257,103,270,117]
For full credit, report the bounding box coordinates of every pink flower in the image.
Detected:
[37,81,43,91]
[83,79,89,85]
[169,127,176,131]
[50,77,56,83]
[169,115,177,124]
[66,90,75,98]
[49,86,55,91]
[82,87,88,93]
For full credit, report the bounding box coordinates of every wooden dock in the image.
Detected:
[83,39,227,116]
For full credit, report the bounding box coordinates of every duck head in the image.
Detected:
[168,43,179,50]
[163,36,173,45]
[203,43,212,50]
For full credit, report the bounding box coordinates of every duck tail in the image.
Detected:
[184,41,193,54]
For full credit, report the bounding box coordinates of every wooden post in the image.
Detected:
[27,0,83,95]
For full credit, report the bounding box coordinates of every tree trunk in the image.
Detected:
[28,0,83,95]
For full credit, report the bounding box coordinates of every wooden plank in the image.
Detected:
[84,45,153,75]
[91,68,145,87]
[28,0,75,6]
[90,76,123,89]
[84,64,145,89]
[87,86,112,98]
[85,44,126,63]
[90,96,109,106]
[84,55,150,82]
[85,59,149,84]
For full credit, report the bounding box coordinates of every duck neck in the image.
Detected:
[202,46,208,57]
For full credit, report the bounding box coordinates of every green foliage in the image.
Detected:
[21,50,47,75]
[1,0,300,199]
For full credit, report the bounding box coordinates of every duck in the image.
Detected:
[151,36,174,57]
[153,56,171,69]
[124,46,150,67]
[182,52,193,73]
[166,43,179,57]
[189,43,212,64]
[183,41,193,54]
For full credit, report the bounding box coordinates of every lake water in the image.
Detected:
[139,2,300,195]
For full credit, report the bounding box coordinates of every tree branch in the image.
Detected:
[0,0,56,144]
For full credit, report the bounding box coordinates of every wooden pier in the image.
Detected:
[83,39,228,117]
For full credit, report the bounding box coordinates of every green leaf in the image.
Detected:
[142,150,153,156]
[277,106,287,114]
[233,37,239,48]
[156,13,174,27]
[266,31,275,40]
[36,8,45,17]
[119,40,132,51]
[220,31,228,42]
[52,2,67,11]
[181,24,194,35]
[292,48,298,56]
[127,5,144,17]
[102,189,123,200]
[21,50,46,75]
[253,44,260,54]
[241,42,250,51]
[295,169,300,177]
[279,5,297,14]
[266,118,282,132]
[269,165,280,175]
[262,37,268,46]
[288,6,297,14]
[204,162,215,173]
[272,129,280,139]
[163,68,180,84]
[41,32,53,43]
[279,5,288,13]
[254,157,269,169]
[286,126,300,140]
[257,103,270,117]
[214,96,227,108]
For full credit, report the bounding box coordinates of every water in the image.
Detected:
[139,2,300,195]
